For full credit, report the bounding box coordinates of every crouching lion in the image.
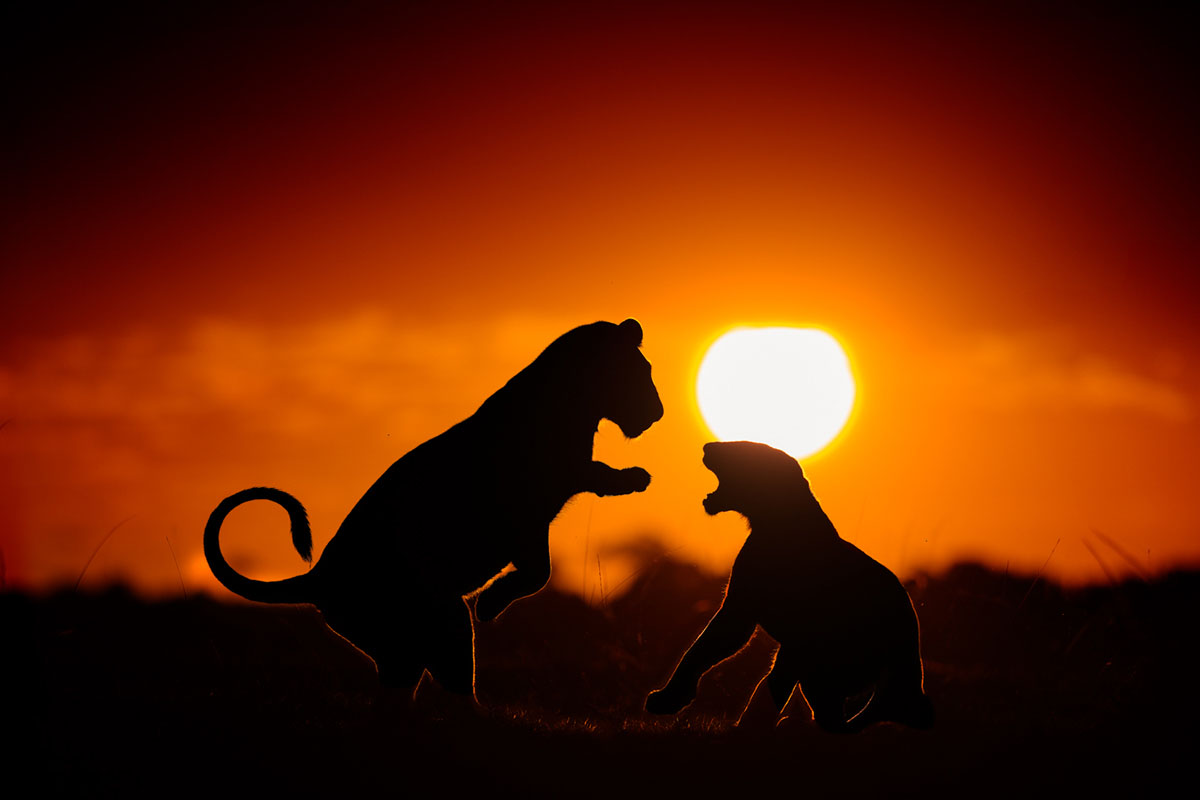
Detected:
[646,441,933,732]
[205,318,663,699]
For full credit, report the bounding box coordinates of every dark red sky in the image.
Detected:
[3,1,1198,594]
[6,1,1198,336]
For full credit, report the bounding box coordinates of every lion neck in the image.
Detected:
[742,494,841,546]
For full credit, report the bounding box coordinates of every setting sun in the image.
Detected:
[696,327,856,460]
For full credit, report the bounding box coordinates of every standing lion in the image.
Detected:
[205,319,663,699]
[646,441,933,732]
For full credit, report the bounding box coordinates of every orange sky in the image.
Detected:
[3,1,1197,598]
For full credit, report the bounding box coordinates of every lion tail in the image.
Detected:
[204,487,316,604]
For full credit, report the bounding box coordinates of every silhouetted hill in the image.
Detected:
[7,559,1198,796]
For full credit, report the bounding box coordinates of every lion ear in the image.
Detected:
[618,318,643,346]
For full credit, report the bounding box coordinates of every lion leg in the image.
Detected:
[583,461,651,497]
[807,693,855,734]
[793,673,858,734]
[850,659,934,731]
[735,673,776,728]
[356,634,425,693]
[373,649,426,691]
[475,545,551,622]
[766,647,801,712]
[646,605,756,715]
[735,647,799,728]
[321,603,425,692]
[888,651,935,729]
[423,598,477,699]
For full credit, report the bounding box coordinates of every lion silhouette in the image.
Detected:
[205,318,663,698]
[646,441,933,732]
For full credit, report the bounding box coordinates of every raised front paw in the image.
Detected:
[645,683,696,715]
[611,466,651,495]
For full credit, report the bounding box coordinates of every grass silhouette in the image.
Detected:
[11,556,1198,796]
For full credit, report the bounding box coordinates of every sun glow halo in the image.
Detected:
[696,327,856,460]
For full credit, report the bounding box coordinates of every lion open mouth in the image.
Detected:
[701,444,730,514]
[617,419,652,439]
[702,480,726,515]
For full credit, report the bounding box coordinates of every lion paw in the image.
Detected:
[616,466,652,494]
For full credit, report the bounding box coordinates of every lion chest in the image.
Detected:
[734,535,906,664]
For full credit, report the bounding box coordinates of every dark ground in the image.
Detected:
[6,557,1198,797]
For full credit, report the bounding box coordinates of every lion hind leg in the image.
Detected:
[875,655,934,729]
[766,647,801,711]
[340,631,424,691]
[321,602,426,692]
[894,691,935,729]
[735,673,780,728]
[422,599,477,699]
[735,647,800,728]
[804,687,858,734]
[794,667,870,734]
[374,655,426,691]
[859,686,934,730]
[845,661,935,731]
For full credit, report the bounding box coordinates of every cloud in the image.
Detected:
[954,334,1192,422]
[0,309,582,441]
[0,309,583,588]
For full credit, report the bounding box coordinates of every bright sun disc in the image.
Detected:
[697,327,856,459]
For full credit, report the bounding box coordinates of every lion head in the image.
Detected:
[701,440,813,518]
[529,318,663,438]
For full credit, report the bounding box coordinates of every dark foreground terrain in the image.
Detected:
[7,557,1199,797]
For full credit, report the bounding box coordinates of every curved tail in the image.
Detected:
[204,487,316,604]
